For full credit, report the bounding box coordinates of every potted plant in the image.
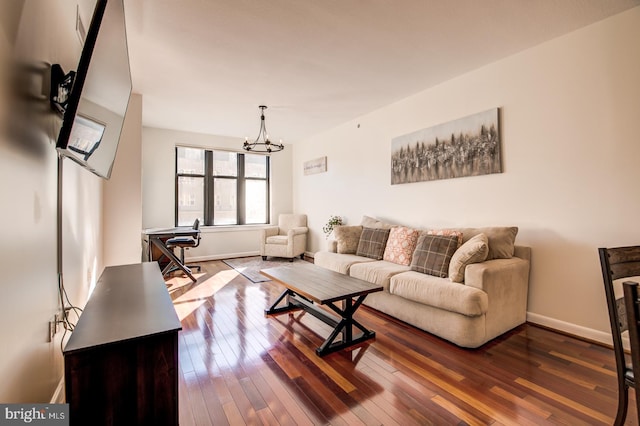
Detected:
[323,215,343,239]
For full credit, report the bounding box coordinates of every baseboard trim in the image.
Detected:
[50,377,65,404]
[187,251,314,262]
[527,312,612,346]
[187,251,259,262]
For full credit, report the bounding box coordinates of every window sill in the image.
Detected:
[200,224,274,233]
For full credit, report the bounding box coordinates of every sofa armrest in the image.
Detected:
[465,257,530,293]
[465,257,531,334]
[513,245,531,262]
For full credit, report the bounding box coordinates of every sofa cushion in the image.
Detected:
[410,233,459,278]
[349,260,411,291]
[457,227,518,260]
[361,215,394,229]
[390,271,488,316]
[383,226,420,266]
[428,228,463,247]
[314,251,375,274]
[356,227,391,260]
[449,233,489,283]
[333,225,363,254]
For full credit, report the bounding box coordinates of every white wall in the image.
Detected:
[60,159,104,314]
[103,93,143,266]
[0,0,104,402]
[142,126,294,260]
[293,7,640,344]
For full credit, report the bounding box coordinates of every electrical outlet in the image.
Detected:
[48,313,62,342]
[48,320,55,342]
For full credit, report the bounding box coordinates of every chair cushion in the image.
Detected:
[266,235,288,245]
[356,227,391,260]
[166,237,197,247]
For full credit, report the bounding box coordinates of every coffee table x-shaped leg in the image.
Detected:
[266,289,376,356]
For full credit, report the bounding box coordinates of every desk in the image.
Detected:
[142,227,200,282]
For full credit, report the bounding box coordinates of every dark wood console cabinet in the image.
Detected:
[63,262,182,426]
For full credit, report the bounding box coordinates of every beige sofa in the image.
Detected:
[314,216,531,348]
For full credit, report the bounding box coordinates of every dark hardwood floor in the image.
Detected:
[165,259,638,425]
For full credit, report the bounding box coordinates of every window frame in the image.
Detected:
[175,146,271,227]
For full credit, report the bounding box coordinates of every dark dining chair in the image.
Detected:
[623,280,640,423]
[599,246,640,425]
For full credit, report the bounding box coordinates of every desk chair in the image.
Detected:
[163,219,201,277]
[599,246,640,425]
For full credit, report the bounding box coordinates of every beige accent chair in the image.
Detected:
[261,214,308,261]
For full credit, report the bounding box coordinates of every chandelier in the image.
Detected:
[243,105,284,153]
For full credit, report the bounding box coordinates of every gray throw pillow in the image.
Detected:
[410,233,459,278]
[457,226,518,260]
[356,227,391,260]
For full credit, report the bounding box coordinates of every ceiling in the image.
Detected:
[124,0,639,143]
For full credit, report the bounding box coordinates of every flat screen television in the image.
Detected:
[55,0,132,179]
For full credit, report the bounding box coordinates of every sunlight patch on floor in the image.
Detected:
[171,269,240,321]
[173,299,206,322]
[165,273,206,292]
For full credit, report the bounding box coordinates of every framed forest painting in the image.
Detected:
[391,108,501,185]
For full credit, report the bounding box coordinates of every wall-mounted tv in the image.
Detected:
[55,0,131,179]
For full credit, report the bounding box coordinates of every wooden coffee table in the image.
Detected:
[261,262,383,356]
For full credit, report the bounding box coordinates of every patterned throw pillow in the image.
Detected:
[448,233,489,283]
[427,229,463,247]
[383,226,420,266]
[333,225,363,254]
[356,227,391,260]
[410,234,459,278]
